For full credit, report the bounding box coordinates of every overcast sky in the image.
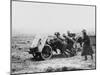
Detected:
[12,1,95,35]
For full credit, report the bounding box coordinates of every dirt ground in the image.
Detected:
[11,35,96,74]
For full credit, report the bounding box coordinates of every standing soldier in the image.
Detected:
[81,29,94,60]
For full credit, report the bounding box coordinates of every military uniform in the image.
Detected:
[81,30,94,60]
[81,35,93,56]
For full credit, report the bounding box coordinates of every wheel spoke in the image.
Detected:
[41,45,52,60]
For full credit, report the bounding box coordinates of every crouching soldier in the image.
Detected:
[81,29,94,60]
[63,33,76,56]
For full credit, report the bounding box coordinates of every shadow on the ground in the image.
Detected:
[27,54,71,62]
[45,66,84,72]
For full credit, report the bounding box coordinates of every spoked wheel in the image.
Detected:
[41,44,53,60]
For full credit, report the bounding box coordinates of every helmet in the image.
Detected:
[82,29,86,33]
[54,32,60,36]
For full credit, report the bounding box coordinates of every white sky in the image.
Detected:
[12,1,95,35]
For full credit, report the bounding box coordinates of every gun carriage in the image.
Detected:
[28,34,77,60]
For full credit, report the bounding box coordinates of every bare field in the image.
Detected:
[11,35,96,74]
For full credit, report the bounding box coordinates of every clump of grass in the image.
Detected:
[17,41,27,44]
[54,68,62,72]
[61,67,68,71]
[46,66,83,72]
[46,66,69,72]
[46,67,55,72]
[11,68,16,72]
[27,40,30,43]
[12,55,21,61]
[18,47,23,50]
[54,67,69,72]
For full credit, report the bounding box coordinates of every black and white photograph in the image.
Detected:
[11,0,96,74]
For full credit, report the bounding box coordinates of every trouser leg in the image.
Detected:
[85,55,87,60]
[90,54,93,60]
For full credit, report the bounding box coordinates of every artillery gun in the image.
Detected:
[28,34,77,60]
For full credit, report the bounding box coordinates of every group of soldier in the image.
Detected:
[52,29,94,61]
[30,29,94,60]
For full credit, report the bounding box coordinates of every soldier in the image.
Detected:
[54,32,68,56]
[67,31,76,38]
[54,32,63,41]
[62,33,77,56]
[81,29,94,60]
[63,33,75,50]
[63,33,74,50]
[76,36,83,47]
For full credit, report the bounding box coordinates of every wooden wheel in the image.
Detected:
[41,44,53,60]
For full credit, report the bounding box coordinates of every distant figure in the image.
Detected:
[81,29,94,60]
